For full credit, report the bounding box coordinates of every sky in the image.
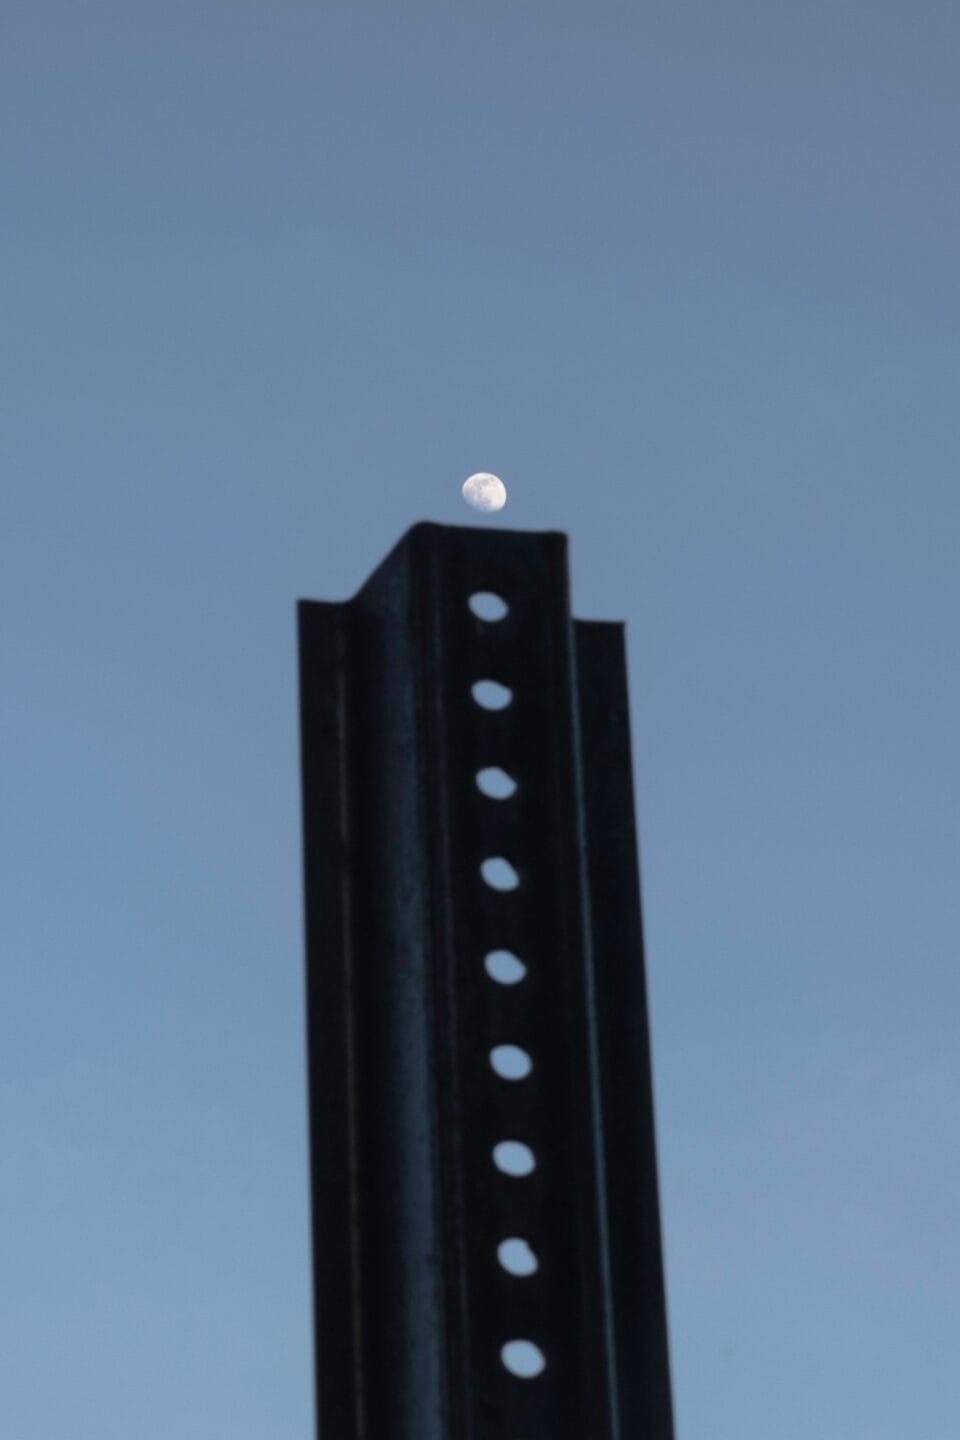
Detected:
[2,2,959,1436]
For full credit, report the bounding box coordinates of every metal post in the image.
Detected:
[298,521,674,1439]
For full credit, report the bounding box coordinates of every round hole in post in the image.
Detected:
[475,767,518,800]
[501,1339,547,1378]
[484,950,527,986]
[468,591,509,622]
[493,1140,536,1177]
[489,1044,533,1081]
[481,857,520,891]
[497,1238,539,1277]
[471,679,513,711]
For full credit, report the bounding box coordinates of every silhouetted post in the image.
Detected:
[297,522,674,1439]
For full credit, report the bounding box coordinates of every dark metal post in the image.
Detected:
[298,522,674,1439]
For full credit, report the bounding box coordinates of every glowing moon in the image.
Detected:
[462,472,507,513]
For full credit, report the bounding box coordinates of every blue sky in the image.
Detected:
[2,3,959,1436]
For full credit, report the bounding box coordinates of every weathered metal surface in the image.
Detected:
[298,521,674,1439]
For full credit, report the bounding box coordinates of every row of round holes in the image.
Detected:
[469,590,547,1384]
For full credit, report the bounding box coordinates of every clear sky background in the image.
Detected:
[2,3,958,1436]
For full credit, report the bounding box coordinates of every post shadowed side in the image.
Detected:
[298,600,365,1438]
[575,619,676,1440]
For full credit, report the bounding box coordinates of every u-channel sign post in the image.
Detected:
[297,521,675,1439]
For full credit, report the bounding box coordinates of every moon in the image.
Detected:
[462,472,507,513]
